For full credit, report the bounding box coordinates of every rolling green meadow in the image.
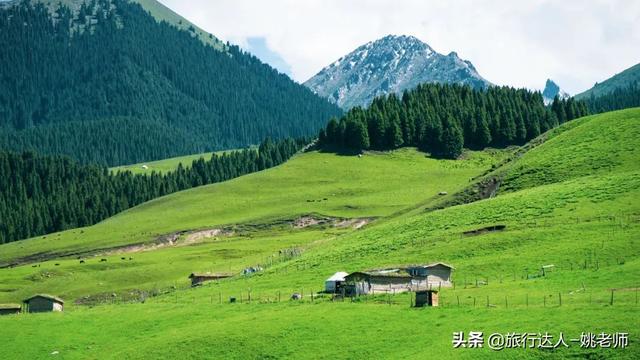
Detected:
[0,146,504,301]
[0,109,639,359]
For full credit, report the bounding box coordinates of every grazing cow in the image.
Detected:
[121,257,126,260]
[79,260,85,264]
[100,258,107,262]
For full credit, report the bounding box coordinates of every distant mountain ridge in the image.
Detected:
[304,35,492,109]
[575,62,640,100]
[1,0,225,49]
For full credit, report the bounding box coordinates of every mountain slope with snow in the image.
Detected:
[304,35,492,109]
[542,79,570,105]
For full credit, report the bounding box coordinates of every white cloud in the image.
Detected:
[159,0,640,94]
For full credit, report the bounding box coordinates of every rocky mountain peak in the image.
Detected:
[304,35,491,109]
[542,79,570,105]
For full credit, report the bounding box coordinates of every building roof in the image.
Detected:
[189,272,233,279]
[415,289,439,294]
[0,303,22,310]
[346,271,411,279]
[406,262,455,270]
[326,272,349,282]
[23,294,64,304]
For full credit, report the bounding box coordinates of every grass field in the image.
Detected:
[0,147,504,303]
[1,109,639,359]
[1,302,636,359]
[110,150,233,175]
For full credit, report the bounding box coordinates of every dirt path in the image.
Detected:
[1,215,374,268]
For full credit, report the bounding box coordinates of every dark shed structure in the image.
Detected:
[0,304,22,315]
[23,294,64,313]
[415,290,439,307]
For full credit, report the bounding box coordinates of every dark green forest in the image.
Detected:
[318,83,589,158]
[583,81,640,114]
[0,0,340,165]
[0,138,306,244]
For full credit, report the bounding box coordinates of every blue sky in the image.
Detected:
[160,0,639,95]
[245,37,292,76]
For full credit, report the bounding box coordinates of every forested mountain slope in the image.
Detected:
[0,0,340,165]
[575,62,640,100]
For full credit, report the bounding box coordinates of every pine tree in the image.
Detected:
[345,119,369,150]
[440,116,464,159]
[387,120,404,148]
[477,110,492,148]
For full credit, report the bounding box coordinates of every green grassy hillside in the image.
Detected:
[1,109,638,359]
[132,0,226,50]
[0,148,503,301]
[500,109,639,192]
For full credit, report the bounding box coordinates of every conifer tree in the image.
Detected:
[439,116,464,159]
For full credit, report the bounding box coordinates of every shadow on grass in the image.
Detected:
[314,145,364,156]
[314,144,454,160]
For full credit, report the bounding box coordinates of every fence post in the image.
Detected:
[486,296,489,307]
[558,293,562,306]
[505,296,508,308]
[457,296,460,307]
[610,290,614,306]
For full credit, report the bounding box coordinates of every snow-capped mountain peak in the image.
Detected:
[304,35,491,109]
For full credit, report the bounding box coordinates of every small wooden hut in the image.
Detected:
[0,304,22,315]
[344,270,413,295]
[23,294,64,313]
[415,290,439,307]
